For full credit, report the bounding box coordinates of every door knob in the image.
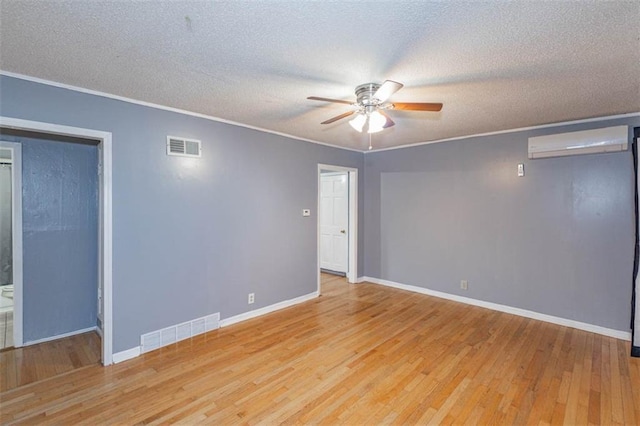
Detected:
[340,230,346,234]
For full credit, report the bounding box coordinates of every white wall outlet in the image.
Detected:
[460,280,468,290]
[517,163,524,177]
[248,293,255,304]
[302,209,311,217]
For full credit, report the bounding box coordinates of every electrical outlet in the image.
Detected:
[248,293,255,304]
[460,280,468,290]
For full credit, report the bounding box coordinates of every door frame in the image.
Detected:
[0,116,113,366]
[0,141,22,347]
[317,164,358,291]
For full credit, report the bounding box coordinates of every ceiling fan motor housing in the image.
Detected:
[355,83,382,107]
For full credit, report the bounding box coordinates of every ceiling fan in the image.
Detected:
[308,80,443,134]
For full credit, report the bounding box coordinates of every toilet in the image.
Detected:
[1,285,13,299]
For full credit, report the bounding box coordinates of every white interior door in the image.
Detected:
[320,172,348,273]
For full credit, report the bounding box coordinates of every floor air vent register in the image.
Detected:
[141,312,219,354]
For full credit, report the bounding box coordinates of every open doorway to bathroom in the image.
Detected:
[0,145,15,348]
[0,117,113,365]
[0,129,102,354]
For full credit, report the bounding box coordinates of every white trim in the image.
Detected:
[0,70,361,153]
[636,133,640,348]
[317,164,358,287]
[319,171,347,177]
[0,116,114,365]
[367,112,640,153]
[361,276,632,341]
[24,326,98,346]
[112,293,315,364]
[348,170,358,284]
[3,71,637,155]
[219,291,318,328]
[0,141,23,347]
[355,276,367,283]
[3,72,638,156]
[112,346,141,364]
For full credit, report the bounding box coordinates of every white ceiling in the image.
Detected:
[1,1,638,151]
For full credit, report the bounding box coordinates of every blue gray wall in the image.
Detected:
[364,117,640,332]
[2,73,636,352]
[0,134,98,341]
[0,75,364,352]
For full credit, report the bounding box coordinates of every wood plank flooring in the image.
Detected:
[1,273,638,424]
[0,330,101,391]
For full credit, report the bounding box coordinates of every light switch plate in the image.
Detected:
[517,163,525,177]
[302,209,311,217]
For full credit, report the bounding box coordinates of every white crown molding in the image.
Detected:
[3,70,638,155]
[367,112,640,153]
[0,70,362,153]
[361,276,631,341]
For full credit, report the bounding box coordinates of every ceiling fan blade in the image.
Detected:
[373,80,403,102]
[321,110,355,124]
[378,110,395,128]
[307,96,353,105]
[393,102,443,112]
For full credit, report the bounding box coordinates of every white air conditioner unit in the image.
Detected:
[528,125,628,159]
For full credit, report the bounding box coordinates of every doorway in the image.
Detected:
[320,171,349,275]
[317,164,358,294]
[0,143,20,349]
[0,116,113,365]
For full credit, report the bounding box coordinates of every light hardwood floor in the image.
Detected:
[0,330,101,392]
[1,273,639,424]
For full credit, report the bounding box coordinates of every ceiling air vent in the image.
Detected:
[166,136,201,158]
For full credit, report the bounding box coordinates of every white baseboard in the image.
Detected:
[95,326,103,338]
[220,291,318,328]
[23,326,98,346]
[361,276,631,341]
[112,346,141,364]
[110,292,318,364]
[355,276,367,283]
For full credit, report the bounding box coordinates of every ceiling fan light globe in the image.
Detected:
[349,114,366,132]
[367,111,386,133]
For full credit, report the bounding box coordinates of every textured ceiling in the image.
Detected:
[1,1,639,151]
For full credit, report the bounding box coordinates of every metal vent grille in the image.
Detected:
[167,136,201,158]
[140,312,220,354]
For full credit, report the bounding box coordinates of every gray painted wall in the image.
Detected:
[0,135,99,341]
[2,73,636,351]
[0,75,364,352]
[364,117,639,332]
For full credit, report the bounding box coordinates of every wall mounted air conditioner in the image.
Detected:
[528,125,628,159]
